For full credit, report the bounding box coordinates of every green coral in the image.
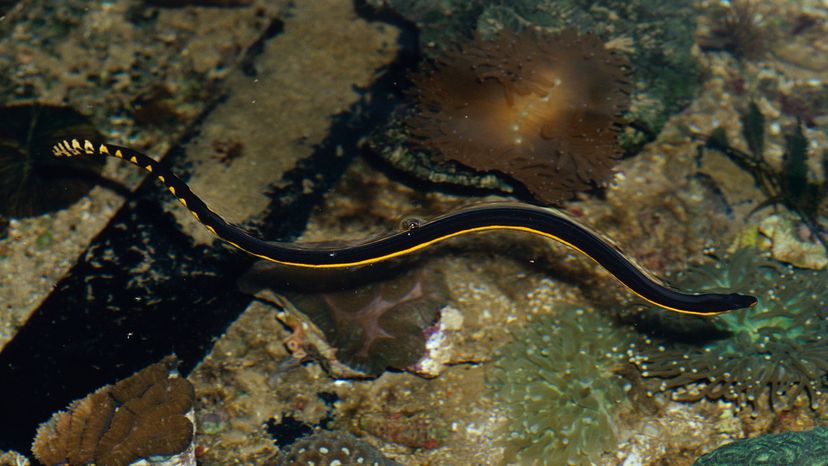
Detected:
[631,248,828,411]
[490,308,628,465]
[694,427,828,465]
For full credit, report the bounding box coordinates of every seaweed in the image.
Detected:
[702,102,828,251]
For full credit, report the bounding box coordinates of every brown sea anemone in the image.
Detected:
[407,28,631,205]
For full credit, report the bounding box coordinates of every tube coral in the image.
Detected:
[408,28,631,205]
[630,248,828,411]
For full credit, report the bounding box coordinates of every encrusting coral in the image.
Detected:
[272,431,401,466]
[32,356,195,466]
[407,28,631,205]
[630,248,828,411]
[490,307,628,465]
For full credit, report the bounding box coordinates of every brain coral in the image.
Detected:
[630,248,828,411]
[32,356,195,466]
[694,427,828,465]
[407,28,631,205]
[490,307,628,465]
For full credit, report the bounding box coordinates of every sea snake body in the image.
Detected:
[53,138,757,316]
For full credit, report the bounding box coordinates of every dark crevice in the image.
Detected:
[240,17,286,77]
[0,5,423,455]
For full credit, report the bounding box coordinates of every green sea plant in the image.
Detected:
[490,308,628,465]
[631,248,828,411]
[704,102,828,251]
[694,427,828,465]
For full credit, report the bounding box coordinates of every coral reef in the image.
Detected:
[0,103,103,218]
[32,356,195,466]
[490,308,628,465]
[694,427,828,465]
[272,431,401,466]
[280,264,449,375]
[407,28,630,205]
[631,248,828,411]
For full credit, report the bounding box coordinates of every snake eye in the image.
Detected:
[399,217,423,231]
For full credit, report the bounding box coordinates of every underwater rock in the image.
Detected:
[758,214,828,269]
[0,103,103,218]
[145,0,252,6]
[693,427,828,465]
[273,431,401,466]
[490,308,628,465]
[31,356,196,466]
[631,248,828,411]
[356,411,443,450]
[405,28,630,205]
[408,305,465,378]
